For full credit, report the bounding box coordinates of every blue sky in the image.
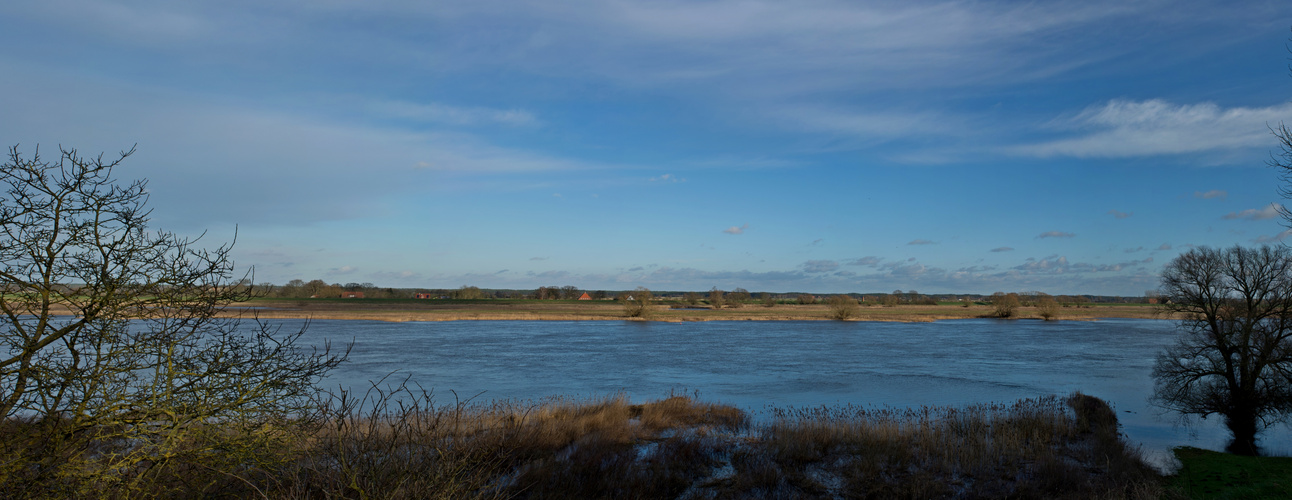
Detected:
[2,0,1290,295]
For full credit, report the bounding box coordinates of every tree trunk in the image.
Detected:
[1224,408,1261,456]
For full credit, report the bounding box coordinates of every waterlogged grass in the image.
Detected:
[2,390,1168,498]
[1170,446,1292,499]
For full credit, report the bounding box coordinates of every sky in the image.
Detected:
[2,0,1291,296]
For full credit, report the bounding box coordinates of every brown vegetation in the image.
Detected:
[826,294,860,320]
[1,390,1163,498]
[220,299,1168,323]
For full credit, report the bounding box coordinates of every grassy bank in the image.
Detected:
[3,391,1166,498]
[224,298,1168,323]
[1169,446,1292,499]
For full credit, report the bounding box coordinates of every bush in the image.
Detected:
[622,287,654,318]
[826,295,861,320]
[991,292,1021,318]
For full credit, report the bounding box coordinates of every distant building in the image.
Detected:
[578,292,592,300]
[414,292,434,299]
[339,291,365,299]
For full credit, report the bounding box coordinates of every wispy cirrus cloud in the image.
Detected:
[990,247,1014,252]
[1037,231,1076,239]
[1011,100,1292,159]
[1222,203,1282,221]
[370,100,539,127]
[1108,209,1132,219]
[803,260,840,273]
[908,239,937,245]
[1194,190,1228,200]
[1254,229,1292,243]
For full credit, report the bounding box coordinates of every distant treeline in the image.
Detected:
[250,280,1153,304]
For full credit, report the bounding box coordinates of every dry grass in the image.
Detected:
[3,389,1164,498]
[223,300,1172,323]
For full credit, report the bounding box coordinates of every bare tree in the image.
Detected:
[1035,294,1059,321]
[0,145,345,489]
[826,295,860,320]
[760,292,776,308]
[682,292,701,306]
[708,288,725,309]
[621,287,654,318]
[1152,246,1292,455]
[990,292,1021,318]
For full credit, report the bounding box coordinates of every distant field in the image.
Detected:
[225,298,1170,322]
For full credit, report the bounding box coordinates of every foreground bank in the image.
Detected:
[4,392,1167,498]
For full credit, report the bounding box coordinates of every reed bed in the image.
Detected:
[0,389,1165,499]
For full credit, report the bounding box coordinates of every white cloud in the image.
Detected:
[1012,100,1292,158]
[1195,190,1228,200]
[1222,203,1282,221]
[723,224,749,235]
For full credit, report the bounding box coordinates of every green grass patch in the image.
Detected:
[1170,446,1292,499]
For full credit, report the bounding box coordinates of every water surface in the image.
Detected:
[295,317,1291,465]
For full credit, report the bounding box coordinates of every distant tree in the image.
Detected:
[591,290,608,300]
[1035,295,1059,321]
[826,295,860,320]
[708,288,725,309]
[991,292,1021,318]
[561,285,581,300]
[728,288,751,303]
[962,297,974,308]
[797,294,816,305]
[279,279,306,298]
[880,294,900,307]
[683,292,702,306]
[452,285,484,300]
[760,292,775,308]
[621,287,654,318]
[1153,246,1292,455]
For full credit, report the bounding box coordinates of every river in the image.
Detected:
[293,317,1291,466]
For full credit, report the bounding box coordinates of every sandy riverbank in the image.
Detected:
[218,299,1171,323]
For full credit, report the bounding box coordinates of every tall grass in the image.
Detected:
[0,390,1164,498]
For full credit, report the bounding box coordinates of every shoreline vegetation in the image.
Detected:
[5,390,1170,498]
[214,298,1172,323]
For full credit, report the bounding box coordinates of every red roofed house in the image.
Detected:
[578,292,592,300]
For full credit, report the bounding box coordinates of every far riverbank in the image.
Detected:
[221,298,1171,323]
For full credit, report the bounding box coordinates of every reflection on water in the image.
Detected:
[295,317,1291,465]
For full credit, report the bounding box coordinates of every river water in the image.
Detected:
[293,317,1290,466]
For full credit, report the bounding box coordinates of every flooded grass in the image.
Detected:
[2,389,1167,498]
